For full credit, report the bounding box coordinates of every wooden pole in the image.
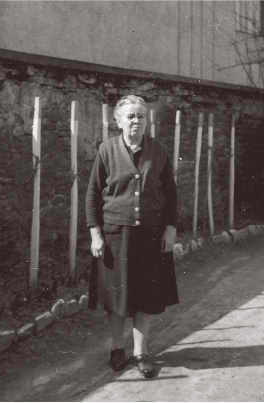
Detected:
[193,112,204,239]
[207,113,214,237]
[30,97,41,293]
[69,100,79,276]
[102,104,108,142]
[150,108,155,138]
[229,114,235,229]
[173,110,181,184]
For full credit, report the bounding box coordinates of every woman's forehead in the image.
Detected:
[119,103,147,115]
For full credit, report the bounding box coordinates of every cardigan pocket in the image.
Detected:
[103,222,123,234]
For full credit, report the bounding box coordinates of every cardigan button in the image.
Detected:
[135,207,139,212]
[135,174,140,179]
[135,191,139,196]
[135,220,140,226]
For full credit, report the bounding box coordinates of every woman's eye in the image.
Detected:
[127,114,146,120]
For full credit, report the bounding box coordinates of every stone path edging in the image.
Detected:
[173,224,264,261]
[0,295,89,353]
[1,224,263,354]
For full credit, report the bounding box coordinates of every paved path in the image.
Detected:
[83,236,264,402]
[1,236,264,402]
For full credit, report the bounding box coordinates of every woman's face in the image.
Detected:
[116,103,147,139]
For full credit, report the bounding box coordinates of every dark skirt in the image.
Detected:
[88,223,179,317]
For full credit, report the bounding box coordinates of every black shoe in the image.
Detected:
[109,348,126,371]
[133,354,154,378]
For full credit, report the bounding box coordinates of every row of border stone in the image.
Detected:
[0,294,89,353]
[1,224,263,354]
[173,224,264,261]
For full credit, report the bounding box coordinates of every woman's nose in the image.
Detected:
[133,115,139,122]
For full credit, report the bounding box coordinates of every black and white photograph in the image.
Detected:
[0,0,264,401]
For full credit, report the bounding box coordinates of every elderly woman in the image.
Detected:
[86,95,179,378]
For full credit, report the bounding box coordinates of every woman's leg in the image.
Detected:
[108,311,126,371]
[132,311,151,356]
[108,311,125,349]
[132,311,154,377]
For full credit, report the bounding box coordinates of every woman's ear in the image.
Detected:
[116,119,122,129]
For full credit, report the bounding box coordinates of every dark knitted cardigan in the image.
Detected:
[86,134,177,227]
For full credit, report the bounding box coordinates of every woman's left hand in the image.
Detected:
[161,225,176,253]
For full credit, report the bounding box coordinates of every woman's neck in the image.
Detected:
[123,133,143,149]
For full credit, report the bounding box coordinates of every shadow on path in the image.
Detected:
[1,237,264,402]
[156,345,264,370]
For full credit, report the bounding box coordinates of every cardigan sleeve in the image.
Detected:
[160,156,177,227]
[86,152,107,227]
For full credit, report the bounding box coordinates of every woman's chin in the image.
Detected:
[130,130,144,137]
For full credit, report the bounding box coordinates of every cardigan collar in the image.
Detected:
[118,134,148,174]
[122,133,143,151]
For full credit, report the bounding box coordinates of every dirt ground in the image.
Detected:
[1,235,264,402]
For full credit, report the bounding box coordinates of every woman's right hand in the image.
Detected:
[90,226,105,259]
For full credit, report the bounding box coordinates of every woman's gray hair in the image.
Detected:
[114,95,146,121]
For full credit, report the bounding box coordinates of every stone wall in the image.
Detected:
[0,57,263,286]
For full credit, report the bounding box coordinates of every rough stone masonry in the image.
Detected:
[0,56,263,285]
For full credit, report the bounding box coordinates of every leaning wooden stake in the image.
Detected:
[207,113,214,237]
[30,97,41,293]
[150,108,155,138]
[193,112,204,239]
[69,101,79,276]
[102,104,108,142]
[229,114,235,229]
[173,110,181,184]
